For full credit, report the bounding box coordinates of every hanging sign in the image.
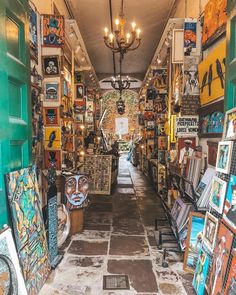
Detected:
[176,116,199,137]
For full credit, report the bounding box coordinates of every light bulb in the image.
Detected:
[136,28,141,39]
[109,33,114,42]
[132,22,136,31]
[115,19,120,29]
[126,33,131,43]
[104,27,108,37]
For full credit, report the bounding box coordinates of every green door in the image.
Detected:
[0,0,32,227]
[225,0,236,110]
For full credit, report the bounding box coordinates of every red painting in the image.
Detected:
[225,249,236,295]
[43,107,60,126]
[44,150,61,170]
[208,222,234,295]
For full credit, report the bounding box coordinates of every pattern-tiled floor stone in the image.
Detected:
[40,155,194,295]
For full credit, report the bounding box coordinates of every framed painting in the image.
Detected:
[75,84,84,100]
[44,82,59,101]
[207,141,219,166]
[29,6,38,62]
[75,114,84,123]
[183,212,205,273]
[202,212,219,252]
[171,198,183,223]
[223,175,236,232]
[202,0,227,50]
[225,249,236,294]
[0,227,27,295]
[6,166,50,294]
[43,107,60,126]
[209,176,227,214]
[223,107,236,140]
[216,141,233,174]
[74,100,86,114]
[42,14,65,47]
[192,248,210,295]
[178,218,189,251]
[44,127,61,150]
[44,150,61,170]
[42,55,60,77]
[207,222,234,295]
[152,69,168,92]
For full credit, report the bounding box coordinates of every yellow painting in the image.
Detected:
[44,127,61,149]
[198,40,226,105]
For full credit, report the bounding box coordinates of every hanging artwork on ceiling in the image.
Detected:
[0,227,27,295]
[209,176,227,214]
[202,0,227,50]
[202,212,219,252]
[225,249,236,294]
[153,94,167,113]
[29,6,38,62]
[42,56,60,77]
[215,141,233,174]
[223,174,236,232]
[198,40,226,105]
[207,222,234,295]
[184,19,197,55]
[6,166,50,294]
[42,14,65,47]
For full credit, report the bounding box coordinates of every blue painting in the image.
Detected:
[200,112,224,134]
[223,174,236,231]
[192,249,210,295]
[45,82,59,100]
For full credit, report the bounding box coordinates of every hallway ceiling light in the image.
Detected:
[103,0,141,59]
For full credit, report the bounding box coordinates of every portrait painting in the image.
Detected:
[42,14,65,47]
[6,166,50,294]
[44,150,61,170]
[183,212,205,273]
[216,141,233,174]
[0,227,27,295]
[225,249,236,295]
[203,212,219,252]
[202,0,227,50]
[75,84,84,100]
[43,107,60,125]
[42,56,60,77]
[223,107,236,140]
[65,175,89,210]
[44,82,59,101]
[29,6,38,61]
[209,176,227,214]
[208,222,234,295]
[223,175,236,232]
[192,249,210,295]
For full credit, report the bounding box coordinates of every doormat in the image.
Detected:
[103,275,130,290]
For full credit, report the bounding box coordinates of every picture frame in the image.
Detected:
[75,113,84,124]
[183,212,205,273]
[43,82,59,101]
[224,249,236,294]
[43,107,60,126]
[171,197,183,223]
[223,107,236,140]
[42,55,60,77]
[202,212,219,253]
[223,174,236,232]
[29,5,38,62]
[207,222,234,295]
[215,141,233,174]
[207,141,219,166]
[209,176,227,214]
[44,150,61,170]
[44,127,61,150]
[75,84,84,100]
[42,14,65,48]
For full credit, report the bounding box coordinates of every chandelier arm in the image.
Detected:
[127,39,141,51]
[104,40,121,52]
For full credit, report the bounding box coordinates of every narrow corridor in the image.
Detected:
[41,156,194,295]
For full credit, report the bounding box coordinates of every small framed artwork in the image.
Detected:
[44,82,59,101]
[75,84,84,100]
[225,249,236,294]
[216,141,233,174]
[202,212,219,253]
[44,150,61,170]
[44,127,61,150]
[42,14,65,47]
[223,107,236,140]
[192,248,210,295]
[86,101,94,112]
[223,174,236,232]
[183,212,205,273]
[42,55,60,77]
[43,107,60,125]
[75,114,84,123]
[207,222,234,295]
[209,176,227,214]
[171,198,183,222]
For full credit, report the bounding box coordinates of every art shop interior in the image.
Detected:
[2,0,236,294]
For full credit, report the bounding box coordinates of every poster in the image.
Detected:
[198,40,226,105]
[6,166,50,294]
[184,19,197,55]
[115,118,128,135]
[175,116,199,137]
[0,227,27,295]
[223,175,236,232]
[42,14,65,47]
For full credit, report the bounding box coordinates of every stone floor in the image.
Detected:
[40,155,195,295]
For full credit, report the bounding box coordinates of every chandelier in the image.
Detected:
[111,74,131,91]
[103,0,141,59]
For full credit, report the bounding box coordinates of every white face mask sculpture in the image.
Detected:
[65,175,89,210]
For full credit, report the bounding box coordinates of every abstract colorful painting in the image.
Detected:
[183,212,205,273]
[225,249,236,294]
[6,166,50,294]
[209,176,227,213]
[216,141,233,174]
[223,175,236,232]
[0,227,27,295]
[192,248,210,295]
[203,212,219,252]
[42,14,65,47]
[202,0,227,50]
[208,222,234,295]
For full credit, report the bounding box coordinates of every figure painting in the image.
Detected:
[203,212,219,252]
[216,141,233,174]
[223,175,236,232]
[208,222,234,295]
[42,14,65,47]
[184,212,205,273]
[44,82,59,101]
[6,166,50,294]
[209,176,227,213]
[224,107,236,140]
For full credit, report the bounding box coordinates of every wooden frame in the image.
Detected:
[172,29,184,63]
[209,176,227,214]
[183,212,205,273]
[202,212,219,253]
[216,141,233,174]
[223,107,236,140]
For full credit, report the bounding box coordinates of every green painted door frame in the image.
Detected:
[225,0,236,110]
[0,0,32,228]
